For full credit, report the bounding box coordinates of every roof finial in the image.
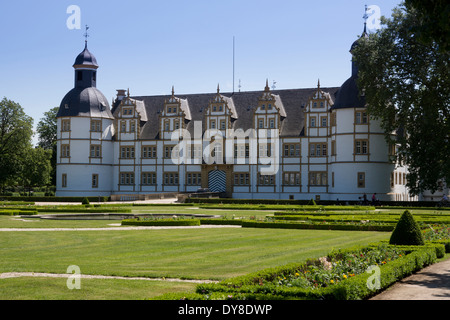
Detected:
[83,25,90,47]
[172,85,175,97]
[127,88,130,98]
[217,83,220,94]
[317,78,321,89]
[265,79,270,92]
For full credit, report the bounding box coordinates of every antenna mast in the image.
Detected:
[233,36,235,94]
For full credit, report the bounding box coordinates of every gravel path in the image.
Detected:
[0,225,241,232]
[0,272,217,284]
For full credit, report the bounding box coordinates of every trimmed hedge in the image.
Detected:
[0,210,37,216]
[186,197,445,208]
[122,219,201,227]
[0,196,110,203]
[154,243,444,300]
[241,221,395,232]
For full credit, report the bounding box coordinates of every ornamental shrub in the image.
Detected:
[82,197,90,206]
[389,210,425,245]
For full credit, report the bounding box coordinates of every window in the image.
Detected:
[269,119,275,129]
[258,174,275,186]
[283,172,301,186]
[122,108,133,116]
[234,144,250,159]
[186,173,202,186]
[283,144,300,158]
[141,172,157,185]
[355,140,369,155]
[220,120,226,130]
[210,119,216,129]
[321,117,327,127]
[258,119,264,129]
[142,146,157,159]
[120,121,127,132]
[309,143,327,157]
[234,173,250,186]
[90,120,102,132]
[120,172,134,185]
[355,111,368,124]
[357,172,365,188]
[268,104,272,110]
[130,121,136,132]
[61,120,71,132]
[120,146,135,159]
[163,172,179,185]
[259,143,272,158]
[92,174,99,188]
[174,120,180,130]
[62,174,67,188]
[61,145,70,158]
[164,146,174,158]
[90,145,101,158]
[309,172,327,186]
[310,117,316,127]
[77,71,83,81]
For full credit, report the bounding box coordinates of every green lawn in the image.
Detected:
[0,277,197,300]
[0,227,389,280]
[0,203,406,300]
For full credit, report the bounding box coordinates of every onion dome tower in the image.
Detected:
[329,8,395,202]
[56,27,114,197]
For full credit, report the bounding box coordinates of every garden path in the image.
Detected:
[371,257,450,300]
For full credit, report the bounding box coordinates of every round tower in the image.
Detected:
[56,40,114,197]
[329,20,396,202]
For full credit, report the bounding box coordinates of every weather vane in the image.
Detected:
[83,25,90,45]
[363,5,369,25]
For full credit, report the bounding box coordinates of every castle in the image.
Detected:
[55,23,416,202]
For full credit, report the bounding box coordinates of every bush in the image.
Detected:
[390,210,425,245]
[122,219,201,227]
[82,197,90,205]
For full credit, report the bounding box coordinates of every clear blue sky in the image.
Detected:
[0,0,402,144]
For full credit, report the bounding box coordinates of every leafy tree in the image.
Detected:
[36,107,58,150]
[353,4,450,196]
[0,97,34,192]
[19,147,52,195]
[36,107,58,185]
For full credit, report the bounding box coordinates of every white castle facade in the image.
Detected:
[55,27,418,202]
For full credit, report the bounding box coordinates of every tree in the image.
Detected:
[36,107,58,185]
[36,107,58,150]
[353,4,450,196]
[389,210,425,245]
[0,97,34,192]
[20,147,52,194]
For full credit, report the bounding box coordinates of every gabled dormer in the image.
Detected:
[205,85,237,131]
[305,80,334,135]
[253,80,286,130]
[116,89,140,141]
[160,87,191,139]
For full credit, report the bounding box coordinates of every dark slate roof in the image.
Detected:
[73,43,98,68]
[57,87,114,119]
[127,87,339,140]
[331,75,366,110]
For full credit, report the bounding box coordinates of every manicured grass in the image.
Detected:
[0,277,197,300]
[0,228,389,281]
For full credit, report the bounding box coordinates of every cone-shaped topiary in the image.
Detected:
[389,210,425,245]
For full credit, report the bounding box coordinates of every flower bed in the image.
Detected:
[154,242,446,300]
